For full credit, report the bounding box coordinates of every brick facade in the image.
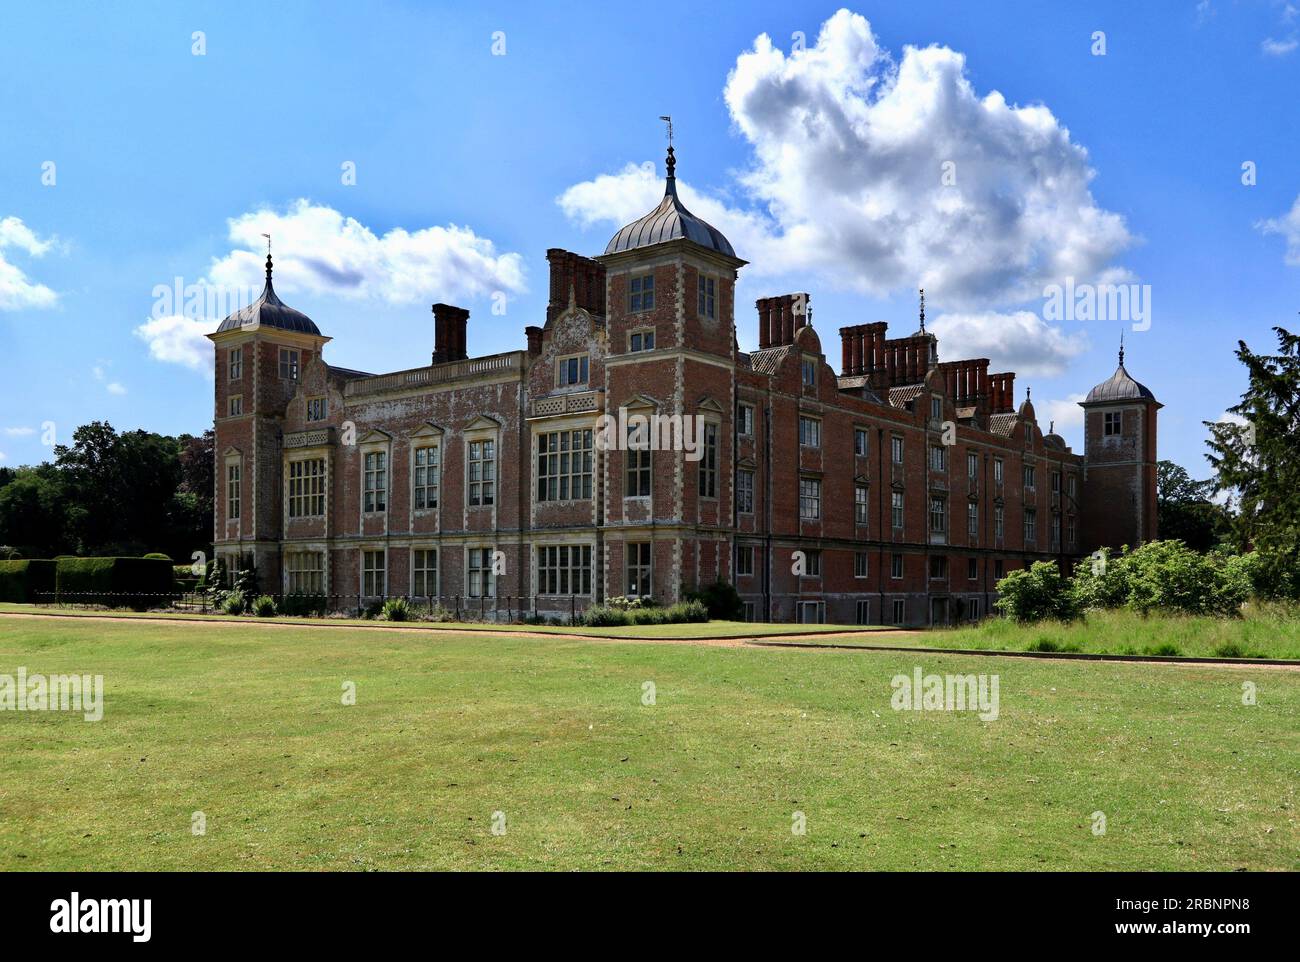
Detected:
[209,161,1158,626]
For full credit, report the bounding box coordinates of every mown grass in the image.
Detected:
[0,615,1295,870]
[0,603,887,639]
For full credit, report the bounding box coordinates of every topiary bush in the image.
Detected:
[55,556,174,609]
[0,559,56,603]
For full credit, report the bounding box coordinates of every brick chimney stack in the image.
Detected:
[432,303,470,364]
[525,325,543,356]
[988,372,1016,414]
[757,293,812,348]
[545,248,606,325]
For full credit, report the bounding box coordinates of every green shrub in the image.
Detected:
[994,561,1079,623]
[280,594,328,617]
[0,559,57,602]
[686,581,743,621]
[222,589,247,615]
[250,594,277,617]
[143,552,173,561]
[580,605,630,627]
[1070,547,1132,611]
[381,597,411,622]
[55,557,174,609]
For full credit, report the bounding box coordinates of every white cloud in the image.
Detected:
[1257,194,1300,265]
[1044,392,1088,432]
[206,199,527,306]
[91,362,127,396]
[560,10,1133,311]
[0,451,6,462]
[1261,37,1298,56]
[926,310,1089,377]
[2,427,34,437]
[0,216,58,311]
[134,314,216,372]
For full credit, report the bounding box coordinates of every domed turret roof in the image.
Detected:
[215,255,321,336]
[605,147,736,258]
[1084,343,1157,404]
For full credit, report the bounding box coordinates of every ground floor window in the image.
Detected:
[797,600,823,624]
[413,548,437,598]
[286,552,324,594]
[537,544,592,596]
[856,600,870,624]
[362,550,385,597]
[742,601,757,622]
[892,599,906,626]
[625,542,651,597]
[468,547,495,598]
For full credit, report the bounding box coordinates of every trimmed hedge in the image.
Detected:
[0,559,57,603]
[55,557,175,609]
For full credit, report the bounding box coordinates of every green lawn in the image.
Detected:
[0,615,1295,870]
[0,603,886,639]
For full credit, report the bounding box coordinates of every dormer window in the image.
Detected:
[306,397,327,421]
[931,396,943,421]
[629,274,654,312]
[558,354,589,387]
[801,357,816,387]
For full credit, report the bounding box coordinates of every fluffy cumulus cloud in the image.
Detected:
[136,200,528,372]
[134,314,215,373]
[206,200,526,305]
[1258,194,1300,265]
[1261,37,1298,56]
[560,9,1133,312]
[926,310,1088,378]
[0,216,59,311]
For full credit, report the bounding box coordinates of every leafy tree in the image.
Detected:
[0,421,212,562]
[1156,460,1230,551]
[1205,327,1300,599]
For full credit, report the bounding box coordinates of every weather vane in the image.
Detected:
[261,232,271,256]
[659,115,673,147]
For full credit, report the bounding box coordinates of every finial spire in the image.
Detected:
[659,116,676,193]
[918,288,926,334]
[261,232,273,283]
[1118,330,1125,367]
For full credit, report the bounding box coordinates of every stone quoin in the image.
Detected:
[207,147,1159,626]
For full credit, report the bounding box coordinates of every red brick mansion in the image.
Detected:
[209,148,1160,625]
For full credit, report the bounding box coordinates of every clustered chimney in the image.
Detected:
[431,303,470,364]
[756,293,811,349]
[838,323,936,389]
[988,372,1016,414]
[938,359,992,414]
[546,248,606,325]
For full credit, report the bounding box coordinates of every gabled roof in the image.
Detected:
[989,413,1018,437]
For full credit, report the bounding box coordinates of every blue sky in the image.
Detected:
[2,0,1298,476]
